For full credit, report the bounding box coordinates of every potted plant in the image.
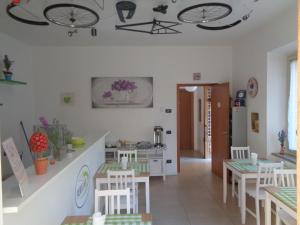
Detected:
[278,130,287,155]
[39,117,64,161]
[2,55,14,81]
[29,131,49,175]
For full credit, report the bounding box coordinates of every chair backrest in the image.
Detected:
[107,169,135,190]
[256,162,284,190]
[117,150,137,163]
[274,169,297,187]
[230,146,250,159]
[95,188,130,214]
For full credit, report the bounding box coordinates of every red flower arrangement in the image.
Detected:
[30,132,48,154]
[29,132,49,175]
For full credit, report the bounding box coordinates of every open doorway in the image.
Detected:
[177,83,230,177]
[177,85,211,159]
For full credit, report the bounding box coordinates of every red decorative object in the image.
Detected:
[29,132,49,175]
[30,132,48,153]
[50,159,56,165]
[12,0,21,5]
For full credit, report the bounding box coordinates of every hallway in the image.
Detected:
[146,158,257,225]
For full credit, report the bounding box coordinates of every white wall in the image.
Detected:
[32,46,232,174]
[267,52,289,155]
[0,32,35,178]
[232,5,297,158]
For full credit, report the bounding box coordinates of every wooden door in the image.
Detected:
[211,83,230,177]
[179,89,194,151]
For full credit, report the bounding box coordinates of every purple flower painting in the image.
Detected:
[91,77,153,108]
[102,91,113,99]
[111,80,137,92]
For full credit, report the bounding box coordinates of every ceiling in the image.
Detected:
[0,0,296,46]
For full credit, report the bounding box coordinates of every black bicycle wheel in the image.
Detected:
[43,3,99,28]
[177,3,232,24]
[196,20,242,30]
[6,3,49,26]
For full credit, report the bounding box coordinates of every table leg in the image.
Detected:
[145,178,150,213]
[275,205,280,225]
[241,175,246,224]
[265,193,271,225]
[223,162,227,204]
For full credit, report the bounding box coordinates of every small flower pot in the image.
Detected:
[34,157,49,175]
[3,71,12,81]
[279,145,285,155]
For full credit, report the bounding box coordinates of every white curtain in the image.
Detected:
[288,60,297,151]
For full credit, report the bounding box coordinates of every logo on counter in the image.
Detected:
[75,165,90,208]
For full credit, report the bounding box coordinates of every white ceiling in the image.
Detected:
[0,0,296,46]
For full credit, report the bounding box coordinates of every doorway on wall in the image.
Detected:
[177,83,230,177]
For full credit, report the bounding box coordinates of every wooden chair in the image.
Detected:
[246,162,284,225]
[107,169,138,213]
[274,169,297,225]
[94,188,130,215]
[117,150,138,163]
[230,146,250,205]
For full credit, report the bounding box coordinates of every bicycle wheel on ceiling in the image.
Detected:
[43,3,100,28]
[196,20,242,30]
[6,3,49,26]
[177,3,232,24]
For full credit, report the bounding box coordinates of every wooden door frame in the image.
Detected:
[203,87,210,159]
[176,83,216,173]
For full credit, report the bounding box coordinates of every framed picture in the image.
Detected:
[61,93,75,106]
[91,77,153,108]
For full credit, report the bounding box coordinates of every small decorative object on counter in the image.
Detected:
[2,54,14,81]
[38,116,71,160]
[278,129,287,155]
[71,137,85,148]
[154,126,164,147]
[29,132,49,175]
[49,159,56,165]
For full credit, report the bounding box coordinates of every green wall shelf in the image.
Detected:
[0,79,27,85]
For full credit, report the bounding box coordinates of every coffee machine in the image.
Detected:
[153,126,164,147]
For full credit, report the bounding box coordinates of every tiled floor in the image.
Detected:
[180,150,204,158]
[140,157,258,225]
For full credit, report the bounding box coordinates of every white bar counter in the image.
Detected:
[3,132,109,225]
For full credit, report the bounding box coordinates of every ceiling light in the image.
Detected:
[180,86,198,92]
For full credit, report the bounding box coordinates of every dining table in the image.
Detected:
[94,161,151,213]
[264,187,296,225]
[223,159,275,224]
[61,213,153,225]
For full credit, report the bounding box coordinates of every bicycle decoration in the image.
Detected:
[178,2,256,30]
[6,0,102,37]
[116,19,181,35]
[6,0,258,35]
